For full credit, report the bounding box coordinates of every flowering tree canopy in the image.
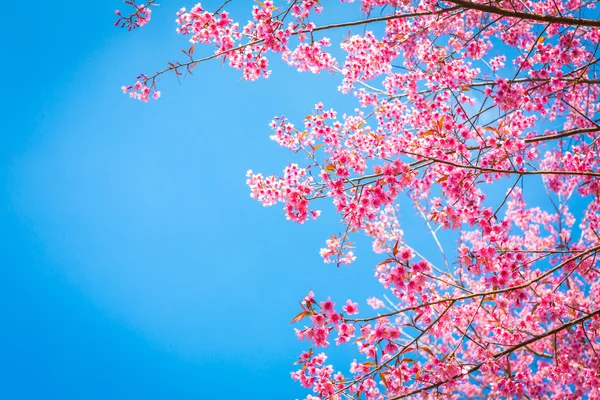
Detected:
[118,0,600,398]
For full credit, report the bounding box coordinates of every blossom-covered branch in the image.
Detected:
[115,0,157,30]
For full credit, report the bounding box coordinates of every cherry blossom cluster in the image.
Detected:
[114,0,155,30]
[340,32,399,92]
[121,75,160,102]
[120,1,338,98]
[246,164,319,223]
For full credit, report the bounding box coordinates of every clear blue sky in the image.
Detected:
[0,1,400,398]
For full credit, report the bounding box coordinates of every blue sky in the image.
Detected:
[0,1,399,398]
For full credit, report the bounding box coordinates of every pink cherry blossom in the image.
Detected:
[342,299,359,315]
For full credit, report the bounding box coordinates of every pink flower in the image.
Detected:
[398,247,413,262]
[304,290,315,304]
[366,297,385,310]
[342,299,359,315]
[319,297,335,315]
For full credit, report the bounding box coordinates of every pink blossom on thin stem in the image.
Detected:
[114,0,156,30]
[120,75,160,102]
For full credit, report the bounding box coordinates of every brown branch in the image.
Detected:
[391,307,600,399]
[496,248,589,254]
[306,126,600,196]
[311,6,462,33]
[143,5,463,84]
[330,302,455,399]
[347,244,600,323]
[470,77,600,87]
[524,126,600,144]
[446,0,600,27]
[408,152,600,177]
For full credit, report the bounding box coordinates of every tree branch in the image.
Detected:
[446,0,600,27]
[391,307,600,399]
